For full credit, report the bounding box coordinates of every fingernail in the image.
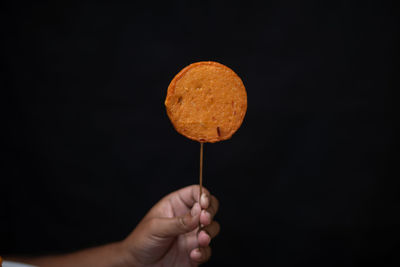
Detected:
[202,209,209,216]
[191,203,200,216]
[201,193,208,205]
[193,248,201,257]
[203,229,210,238]
[197,228,209,238]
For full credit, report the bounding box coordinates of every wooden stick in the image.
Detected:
[198,142,204,231]
[199,142,203,202]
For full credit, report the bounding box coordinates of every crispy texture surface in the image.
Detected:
[165,61,247,143]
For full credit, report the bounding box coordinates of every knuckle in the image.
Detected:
[207,221,220,237]
[214,221,221,236]
[179,214,193,230]
[196,248,211,263]
[204,247,212,261]
[207,204,216,217]
[178,216,186,228]
[213,196,220,209]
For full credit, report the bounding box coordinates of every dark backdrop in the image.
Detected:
[2,1,398,266]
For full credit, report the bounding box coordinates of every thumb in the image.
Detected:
[151,203,201,238]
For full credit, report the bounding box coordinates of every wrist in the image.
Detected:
[106,241,136,267]
[116,239,143,267]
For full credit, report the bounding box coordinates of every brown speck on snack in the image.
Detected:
[177,96,182,103]
[217,127,221,137]
[232,101,234,108]
[234,111,236,115]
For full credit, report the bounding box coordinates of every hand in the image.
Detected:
[121,185,220,267]
[4,185,220,267]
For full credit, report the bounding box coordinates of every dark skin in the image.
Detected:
[7,185,220,267]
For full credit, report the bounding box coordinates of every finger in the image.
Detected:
[176,185,211,209]
[150,203,201,238]
[200,195,219,226]
[200,193,209,209]
[198,221,220,247]
[203,221,220,239]
[197,229,211,247]
[185,231,200,253]
[190,247,212,264]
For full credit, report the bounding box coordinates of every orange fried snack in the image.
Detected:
[165,61,247,143]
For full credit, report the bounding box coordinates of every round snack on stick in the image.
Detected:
[165,61,247,143]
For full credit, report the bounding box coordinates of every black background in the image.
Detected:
[2,1,398,266]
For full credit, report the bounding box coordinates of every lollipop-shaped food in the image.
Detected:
[165,61,247,222]
[165,61,247,143]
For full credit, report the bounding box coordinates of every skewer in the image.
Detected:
[199,142,203,204]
